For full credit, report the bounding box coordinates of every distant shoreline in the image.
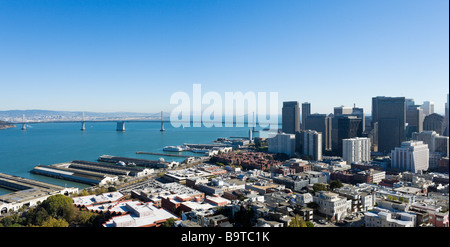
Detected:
[0,124,16,130]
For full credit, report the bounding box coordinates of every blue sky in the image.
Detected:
[0,0,448,114]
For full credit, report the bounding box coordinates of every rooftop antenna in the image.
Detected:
[160,111,165,132]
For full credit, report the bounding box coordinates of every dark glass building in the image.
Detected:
[282,101,300,134]
[372,96,406,154]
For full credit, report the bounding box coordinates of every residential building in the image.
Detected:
[313,191,351,221]
[342,137,371,165]
[364,207,416,227]
[298,130,323,161]
[268,133,296,157]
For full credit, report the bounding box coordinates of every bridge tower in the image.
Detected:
[81,112,86,131]
[116,121,125,131]
[160,111,165,132]
[21,114,26,130]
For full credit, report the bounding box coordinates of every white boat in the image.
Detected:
[163,146,184,152]
[191,148,210,153]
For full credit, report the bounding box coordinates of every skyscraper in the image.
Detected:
[333,116,363,156]
[282,101,300,134]
[445,94,449,137]
[304,114,331,151]
[372,97,406,154]
[301,102,311,131]
[406,104,424,138]
[420,101,435,116]
[423,113,445,136]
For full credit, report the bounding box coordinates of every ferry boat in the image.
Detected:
[163,146,184,152]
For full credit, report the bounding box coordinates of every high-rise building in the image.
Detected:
[299,130,323,161]
[391,141,429,173]
[342,137,371,165]
[282,101,300,134]
[305,114,331,151]
[351,106,365,133]
[333,116,363,156]
[412,131,449,156]
[406,105,424,138]
[444,94,449,137]
[334,106,353,116]
[372,97,406,154]
[268,133,296,157]
[421,101,435,116]
[423,113,445,136]
[301,102,311,131]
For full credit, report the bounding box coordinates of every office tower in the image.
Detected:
[304,114,331,151]
[445,94,449,137]
[268,133,296,157]
[301,102,311,131]
[352,106,365,133]
[334,106,353,116]
[342,137,371,165]
[282,101,300,134]
[406,105,424,138]
[372,97,406,154]
[333,116,363,156]
[423,113,445,135]
[412,131,449,156]
[299,130,323,161]
[421,101,435,116]
[391,141,429,173]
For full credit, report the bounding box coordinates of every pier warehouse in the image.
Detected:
[0,173,78,216]
[98,155,178,169]
[31,164,118,186]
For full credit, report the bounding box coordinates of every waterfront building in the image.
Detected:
[372,96,406,154]
[391,141,429,173]
[282,101,300,134]
[342,137,371,165]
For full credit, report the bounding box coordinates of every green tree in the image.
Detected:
[330,180,344,191]
[39,194,75,222]
[288,214,307,227]
[162,217,176,227]
[41,217,69,227]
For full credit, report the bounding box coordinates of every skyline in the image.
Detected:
[0,0,448,114]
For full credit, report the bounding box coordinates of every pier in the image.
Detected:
[0,173,78,216]
[136,151,195,158]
